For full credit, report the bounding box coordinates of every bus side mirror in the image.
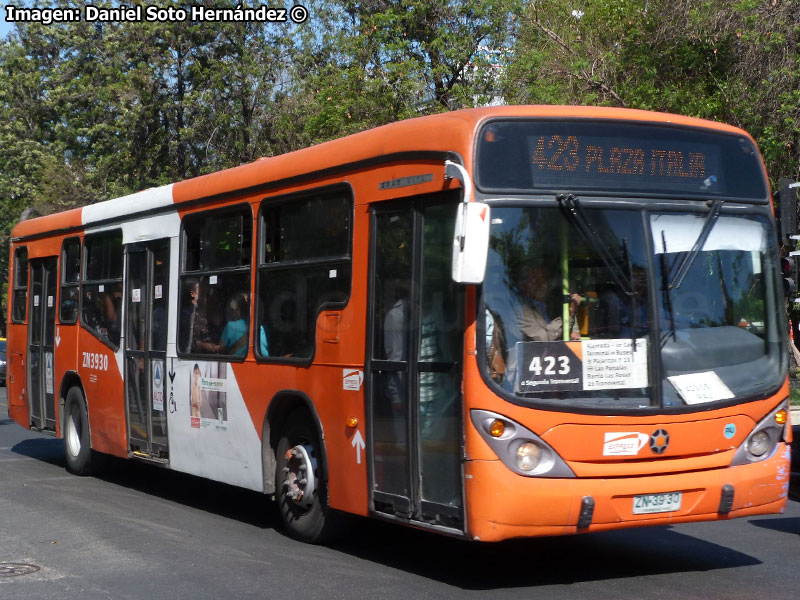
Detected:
[445,160,490,284]
[452,201,491,284]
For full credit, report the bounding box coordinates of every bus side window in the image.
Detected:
[179,205,252,359]
[257,189,352,361]
[82,232,123,348]
[60,238,81,324]
[12,247,28,323]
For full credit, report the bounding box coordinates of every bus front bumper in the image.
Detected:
[463,443,791,542]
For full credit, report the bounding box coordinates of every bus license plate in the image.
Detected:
[632,492,682,514]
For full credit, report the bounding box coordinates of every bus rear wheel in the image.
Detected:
[275,410,344,543]
[63,387,104,475]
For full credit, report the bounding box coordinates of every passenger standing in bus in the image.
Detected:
[484,247,523,384]
[179,279,200,354]
[180,281,222,354]
[101,288,122,347]
[384,281,409,416]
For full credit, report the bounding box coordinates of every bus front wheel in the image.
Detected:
[275,409,344,543]
[63,387,104,475]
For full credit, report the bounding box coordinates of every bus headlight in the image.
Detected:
[516,442,542,471]
[731,400,788,466]
[471,409,575,478]
[747,431,771,457]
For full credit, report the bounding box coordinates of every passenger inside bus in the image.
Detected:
[219,293,249,357]
[383,280,409,415]
[179,278,200,354]
[180,281,223,355]
[83,287,122,347]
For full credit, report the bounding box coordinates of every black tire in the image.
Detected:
[275,409,345,543]
[63,387,105,475]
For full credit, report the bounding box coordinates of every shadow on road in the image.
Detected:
[11,437,65,467]
[9,436,767,590]
[96,455,280,531]
[10,436,279,532]
[322,520,761,589]
[748,516,800,535]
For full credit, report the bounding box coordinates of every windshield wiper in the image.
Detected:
[660,231,676,344]
[622,237,640,349]
[557,194,635,297]
[668,199,723,290]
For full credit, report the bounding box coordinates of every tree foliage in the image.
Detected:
[504,0,800,181]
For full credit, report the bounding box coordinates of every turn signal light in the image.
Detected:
[775,409,787,426]
[346,416,358,428]
[489,419,505,437]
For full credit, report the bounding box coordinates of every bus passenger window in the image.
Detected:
[257,190,352,360]
[60,238,81,323]
[82,232,123,348]
[179,205,252,359]
[12,247,28,323]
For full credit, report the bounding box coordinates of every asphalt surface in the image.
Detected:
[2,389,799,600]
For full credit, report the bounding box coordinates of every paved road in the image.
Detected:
[2,388,799,600]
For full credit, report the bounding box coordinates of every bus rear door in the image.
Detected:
[124,240,170,460]
[28,257,58,431]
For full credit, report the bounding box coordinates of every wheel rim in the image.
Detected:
[281,443,317,510]
[66,403,82,458]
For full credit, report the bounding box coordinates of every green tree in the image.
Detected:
[297,0,519,142]
[503,0,800,185]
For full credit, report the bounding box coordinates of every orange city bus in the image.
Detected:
[5,106,792,543]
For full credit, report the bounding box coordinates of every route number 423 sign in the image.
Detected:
[515,339,649,393]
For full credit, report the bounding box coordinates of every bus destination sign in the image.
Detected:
[476,120,769,200]
[525,134,721,194]
[529,135,710,181]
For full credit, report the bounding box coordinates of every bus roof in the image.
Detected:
[11,105,756,241]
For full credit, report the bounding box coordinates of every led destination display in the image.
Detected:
[477,120,768,199]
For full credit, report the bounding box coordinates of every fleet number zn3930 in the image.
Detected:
[632,492,682,514]
[82,351,109,371]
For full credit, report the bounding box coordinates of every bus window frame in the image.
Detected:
[11,246,28,324]
[177,202,254,363]
[80,229,124,351]
[60,236,81,325]
[254,184,354,366]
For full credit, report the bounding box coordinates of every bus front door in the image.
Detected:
[124,240,170,460]
[368,193,464,530]
[28,257,58,431]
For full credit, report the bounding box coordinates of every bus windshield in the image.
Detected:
[480,206,784,411]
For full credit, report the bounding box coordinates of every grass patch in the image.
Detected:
[791,384,800,406]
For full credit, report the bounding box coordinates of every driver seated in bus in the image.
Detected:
[517,264,581,342]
